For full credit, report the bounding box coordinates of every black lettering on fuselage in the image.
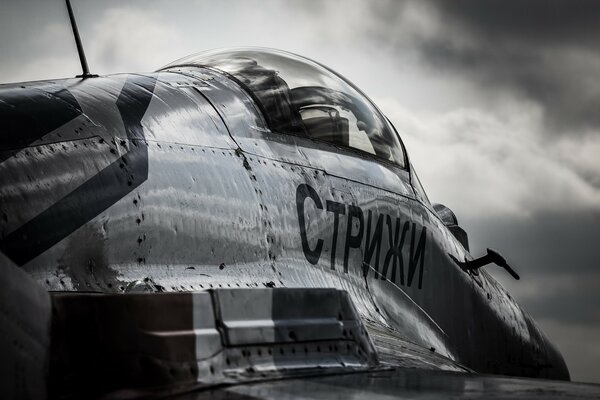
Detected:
[296,184,324,265]
[381,217,410,284]
[344,205,364,274]
[408,222,427,289]
[296,184,427,289]
[363,211,384,278]
[326,200,345,271]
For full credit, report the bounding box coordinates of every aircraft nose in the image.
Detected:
[544,337,571,381]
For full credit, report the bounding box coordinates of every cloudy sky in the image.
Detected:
[2,0,599,384]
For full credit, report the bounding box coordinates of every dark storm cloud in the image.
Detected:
[426,1,600,134]
[365,0,600,134]
[465,211,600,275]
[430,0,600,46]
[465,211,600,326]
[525,286,600,325]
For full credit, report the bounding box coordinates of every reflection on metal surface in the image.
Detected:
[176,368,600,400]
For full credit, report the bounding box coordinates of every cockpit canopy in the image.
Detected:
[168,48,405,167]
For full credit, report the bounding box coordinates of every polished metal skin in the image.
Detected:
[174,369,600,400]
[0,48,588,398]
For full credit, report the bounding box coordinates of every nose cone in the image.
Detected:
[524,315,570,381]
[544,335,570,381]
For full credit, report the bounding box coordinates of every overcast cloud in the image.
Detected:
[1,0,599,384]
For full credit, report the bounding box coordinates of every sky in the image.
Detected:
[1,0,599,384]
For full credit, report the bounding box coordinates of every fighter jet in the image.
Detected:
[1,3,600,400]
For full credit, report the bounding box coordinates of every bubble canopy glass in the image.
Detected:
[167,48,405,167]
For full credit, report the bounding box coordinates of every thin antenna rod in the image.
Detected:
[65,0,96,78]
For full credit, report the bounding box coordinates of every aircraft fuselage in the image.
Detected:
[0,52,568,381]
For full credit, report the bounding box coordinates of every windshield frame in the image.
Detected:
[163,48,409,171]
